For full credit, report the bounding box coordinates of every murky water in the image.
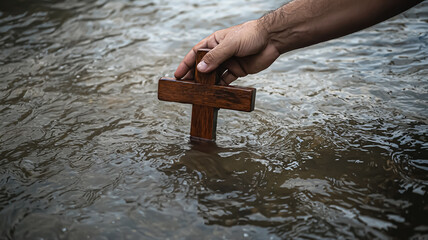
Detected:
[1,0,427,239]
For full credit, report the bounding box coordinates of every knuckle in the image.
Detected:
[203,52,216,65]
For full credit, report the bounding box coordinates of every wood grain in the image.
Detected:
[158,78,256,112]
[190,104,218,140]
[157,48,257,141]
[190,49,218,140]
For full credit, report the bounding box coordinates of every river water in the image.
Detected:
[1,0,427,239]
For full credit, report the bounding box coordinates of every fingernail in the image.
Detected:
[197,61,208,72]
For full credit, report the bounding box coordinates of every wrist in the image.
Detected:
[257,2,309,54]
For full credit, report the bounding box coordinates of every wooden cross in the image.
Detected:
[158,49,256,141]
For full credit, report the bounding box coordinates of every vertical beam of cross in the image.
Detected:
[158,49,256,141]
[190,49,218,141]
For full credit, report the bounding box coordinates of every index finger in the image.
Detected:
[174,49,196,79]
[174,38,211,79]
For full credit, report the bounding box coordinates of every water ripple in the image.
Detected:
[0,0,427,239]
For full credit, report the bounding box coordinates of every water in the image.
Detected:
[0,0,427,239]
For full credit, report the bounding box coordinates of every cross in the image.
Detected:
[158,49,256,141]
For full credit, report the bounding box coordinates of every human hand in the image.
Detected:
[174,20,280,85]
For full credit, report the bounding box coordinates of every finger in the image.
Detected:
[219,58,248,85]
[224,58,248,77]
[182,68,194,80]
[219,44,280,83]
[174,36,212,79]
[241,44,280,74]
[216,63,228,82]
[206,34,220,49]
[174,49,196,79]
[197,40,236,73]
[220,70,238,86]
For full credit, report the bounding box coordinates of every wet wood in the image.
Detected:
[191,49,218,140]
[158,48,256,141]
[158,78,256,112]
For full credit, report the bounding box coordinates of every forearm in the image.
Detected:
[259,0,423,54]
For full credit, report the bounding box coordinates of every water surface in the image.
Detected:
[0,0,427,239]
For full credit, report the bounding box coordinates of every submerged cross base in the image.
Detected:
[158,49,256,141]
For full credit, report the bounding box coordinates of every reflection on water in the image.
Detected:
[0,0,427,239]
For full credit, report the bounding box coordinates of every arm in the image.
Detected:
[174,0,422,85]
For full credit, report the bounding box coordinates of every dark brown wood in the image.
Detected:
[158,78,256,112]
[190,104,218,141]
[191,49,218,140]
[157,48,256,141]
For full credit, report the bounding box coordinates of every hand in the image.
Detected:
[174,20,280,85]
[174,0,421,86]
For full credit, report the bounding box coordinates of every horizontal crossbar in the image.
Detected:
[158,77,256,112]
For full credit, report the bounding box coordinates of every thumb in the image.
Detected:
[197,43,235,73]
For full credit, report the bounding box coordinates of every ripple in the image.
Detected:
[1,0,427,239]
